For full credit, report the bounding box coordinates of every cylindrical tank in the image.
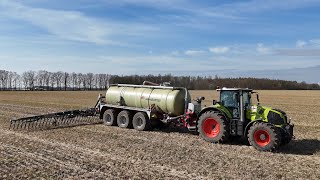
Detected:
[106,85,191,116]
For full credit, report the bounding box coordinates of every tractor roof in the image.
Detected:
[217,87,253,91]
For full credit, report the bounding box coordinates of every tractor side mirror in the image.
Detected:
[195,96,205,103]
[213,100,217,105]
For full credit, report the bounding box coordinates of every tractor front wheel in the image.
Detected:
[197,111,229,143]
[248,122,281,151]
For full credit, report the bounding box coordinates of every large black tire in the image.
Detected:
[132,112,151,131]
[248,122,281,151]
[103,109,117,126]
[280,129,292,146]
[197,111,229,143]
[117,110,133,128]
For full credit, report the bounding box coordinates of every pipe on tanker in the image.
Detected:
[143,81,160,86]
[115,84,185,90]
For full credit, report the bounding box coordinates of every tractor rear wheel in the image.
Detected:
[133,112,151,131]
[248,122,281,151]
[197,111,229,143]
[117,110,133,128]
[103,109,117,126]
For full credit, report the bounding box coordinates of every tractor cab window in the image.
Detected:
[243,91,251,108]
[220,91,240,118]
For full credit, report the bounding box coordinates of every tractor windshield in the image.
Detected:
[243,91,252,107]
[220,91,240,118]
[220,91,239,107]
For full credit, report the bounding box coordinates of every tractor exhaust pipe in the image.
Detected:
[237,90,245,136]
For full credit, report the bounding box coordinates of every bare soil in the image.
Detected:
[0,91,319,179]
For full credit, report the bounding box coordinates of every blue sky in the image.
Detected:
[0,0,320,75]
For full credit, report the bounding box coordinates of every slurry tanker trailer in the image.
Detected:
[10,83,294,151]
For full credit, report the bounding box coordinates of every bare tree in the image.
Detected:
[0,70,4,90]
[54,71,64,90]
[22,71,36,90]
[63,72,70,91]
[27,71,36,90]
[12,72,20,90]
[0,70,9,90]
[86,73,94,90]
[79,73,87,90]
[22,72,29,90]
[94,74,99,90]
[7,71,14,90]
[97,74,108,90]
[77,73,83,89]
[37,70,49,87]
[104,74,111,89]
[50,72,56,90]
[44,72,51,89]
[70,72,77,90]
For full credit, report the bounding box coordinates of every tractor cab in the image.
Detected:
[215,88,256,136]
[217,87,255,119]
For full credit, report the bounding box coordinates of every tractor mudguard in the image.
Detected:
[244,119,263,137]
[197,106,230,121]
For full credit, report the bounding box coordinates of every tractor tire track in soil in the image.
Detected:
[0,130,201,179]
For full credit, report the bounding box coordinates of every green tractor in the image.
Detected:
[197,87,294,151]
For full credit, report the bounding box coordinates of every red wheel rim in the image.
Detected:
[202,118,220,138]
[254,130,270,147]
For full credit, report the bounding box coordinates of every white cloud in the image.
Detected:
[0,0,156,44]
[294,39,320,48]
[184,50,205,56]
[276,49,320,56]
[296,40,307,48]
[256,43,270,54]
[171,51,180,56]
[309,39,320,45]
[209,46,230,54]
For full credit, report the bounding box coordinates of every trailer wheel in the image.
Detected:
[103,109,117,126]
[117,110,133,128]
[197,111,229,143]
[248,122,281,151]
[133,112,151,131]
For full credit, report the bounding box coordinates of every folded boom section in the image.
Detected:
[10,108,101,130]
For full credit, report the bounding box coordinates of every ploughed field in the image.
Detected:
[0,90,319,179]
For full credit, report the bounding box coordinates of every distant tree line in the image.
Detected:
[0,70,109,91]
[0,69,319,91]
